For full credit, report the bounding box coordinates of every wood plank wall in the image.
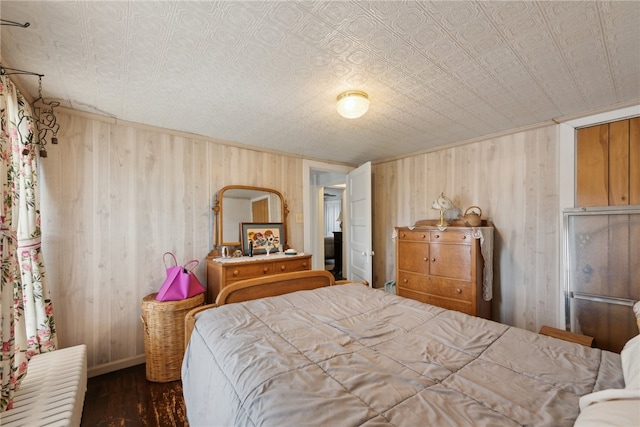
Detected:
[42,108,560,372]
[41,109,308,371]
[372,126,559,331]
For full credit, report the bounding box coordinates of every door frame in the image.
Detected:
[302,160,354,271]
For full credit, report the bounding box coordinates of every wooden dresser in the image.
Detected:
[205,253,312,303]
[395,223,492,319]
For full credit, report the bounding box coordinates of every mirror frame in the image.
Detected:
[213,185,288,249]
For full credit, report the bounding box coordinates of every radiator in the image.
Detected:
[2,344,88,427]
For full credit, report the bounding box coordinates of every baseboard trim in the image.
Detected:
[88,354,146,378]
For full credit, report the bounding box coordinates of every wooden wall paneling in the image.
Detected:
[139,130,165,293]
[396,158,412,226]
[522,129,558,331]
[208,142,226,249]
[92,119,115,367]
[38,112,69,349]
[608,120,630,206]
[41,114,104,367]
[40,110,317,373]
[109,124,140,363]
[373,126,559,330]
[372,161,398,286]
[41,108,566,372]
[62,114,95,359]
[134,129,166,359]
[495,133,527,328]
[412,156,428,222]
[286,157,304,252]
[630,117,640,205]
[576,124,609,206]
[191,138,214,264]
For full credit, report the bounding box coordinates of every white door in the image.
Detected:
[346,162,373,286]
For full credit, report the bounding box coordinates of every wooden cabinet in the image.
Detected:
[206,254,312,303]
[576,117,640,206]
[395,225,491,319]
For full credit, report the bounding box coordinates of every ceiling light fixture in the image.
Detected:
[336,90,369,119]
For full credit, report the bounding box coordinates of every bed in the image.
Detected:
[182,270,639,427]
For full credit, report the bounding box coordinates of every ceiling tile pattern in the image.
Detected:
[1,1,639,164]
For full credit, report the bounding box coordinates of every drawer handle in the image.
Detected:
[403,278,408,283]
[280,265,286,271]
[233,269,239,276]
[422,234,426,239]
[456,288,462,293]
[462,235,467,240]
[264,267,269,273]
[434,234,440,239]
[401,233,406,238]
[302,262,307,267]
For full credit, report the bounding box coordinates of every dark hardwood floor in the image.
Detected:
[81,363,188,427]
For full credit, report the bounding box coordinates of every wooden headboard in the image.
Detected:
[184,270,366,347]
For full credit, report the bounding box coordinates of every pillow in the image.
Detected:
[621,333,640,389]
[574,398,640,427]
[579,388,640,410]
[633,300,640,333]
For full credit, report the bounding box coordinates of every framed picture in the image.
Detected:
[241,222,283,255]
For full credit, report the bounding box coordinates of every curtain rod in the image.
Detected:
[0,65,44,78]
[0,19,30,28]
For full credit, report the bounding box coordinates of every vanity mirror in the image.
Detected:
[213,185,288,250]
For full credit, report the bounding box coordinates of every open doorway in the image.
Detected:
[302,160,353,273]
[323,186,344,279]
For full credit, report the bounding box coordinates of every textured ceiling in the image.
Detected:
[1,1,639,165]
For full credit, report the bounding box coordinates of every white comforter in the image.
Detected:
[182,284,623,426]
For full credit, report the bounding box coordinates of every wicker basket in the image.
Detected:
[141,292,204,382]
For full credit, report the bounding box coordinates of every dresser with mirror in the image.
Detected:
[206,185,311,303]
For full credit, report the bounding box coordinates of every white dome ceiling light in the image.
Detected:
[336,90,369,119]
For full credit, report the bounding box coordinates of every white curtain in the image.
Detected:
[0,74,57,412]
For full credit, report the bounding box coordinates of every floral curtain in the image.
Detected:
[0,74,57,412]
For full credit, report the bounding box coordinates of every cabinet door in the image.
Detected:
[429,243,471,281]
[631,117,640,204]
[576,124,609,207]
[576,117,639,207]
[609,120,630,206]
[566,211,640,353]
[397,241,429,274]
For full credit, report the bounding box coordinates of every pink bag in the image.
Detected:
[156,252,205,301]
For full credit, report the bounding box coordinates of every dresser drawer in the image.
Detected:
[226,263,272,281]
[398,272,473,302]
[397,229,429,241]
[274,257,311,273]
[207,254,313,303]
[397,288,473,315]
[430,230,470,243]
[427,276,473,302]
